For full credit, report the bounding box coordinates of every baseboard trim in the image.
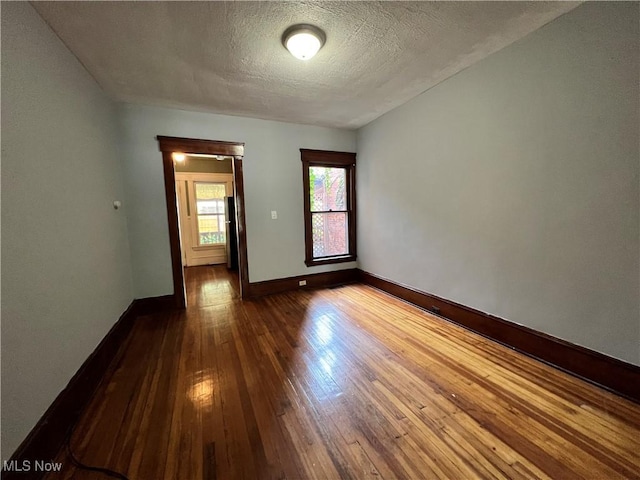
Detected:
[358,269,640,403]
[248,268,358,298]
[3,296,173,479]
[131,294,176,315]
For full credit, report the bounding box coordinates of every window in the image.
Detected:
[194,182,227,245]
[301,149,356,266]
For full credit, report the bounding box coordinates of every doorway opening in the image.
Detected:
[157,136,250,308]
[175,169,234,268]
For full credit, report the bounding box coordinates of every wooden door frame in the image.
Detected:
[157,136,250,307]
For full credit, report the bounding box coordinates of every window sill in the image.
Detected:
[305,255,356,267]
[192,244,225,251]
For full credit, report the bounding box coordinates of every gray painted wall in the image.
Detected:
[1,3,133,458]
[118,104,356,297]
[357,2,639,365]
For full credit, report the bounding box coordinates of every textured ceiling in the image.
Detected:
[32,1,579,129]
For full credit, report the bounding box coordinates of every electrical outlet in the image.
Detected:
[271,210,278,219]
[299,280,307,286]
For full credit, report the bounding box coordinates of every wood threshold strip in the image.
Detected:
[2,295,174,480]
[358,269,640,404]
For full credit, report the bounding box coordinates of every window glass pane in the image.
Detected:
[197,199,224,214]
[195,183,226,214]
[195,183,226,200]
[309,167,346,212]
[198,215,226,245]
[195,182,226,245]
[312,212,348,258]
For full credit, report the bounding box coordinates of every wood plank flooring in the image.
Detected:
[47,266,640,479]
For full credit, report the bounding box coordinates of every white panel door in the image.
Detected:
[175,173,233,266]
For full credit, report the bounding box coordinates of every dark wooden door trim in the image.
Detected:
[157,136,248,305]
[232,157,250,298]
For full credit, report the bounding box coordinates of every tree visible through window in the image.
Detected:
[301,149,356,266]
[310,166,347,257]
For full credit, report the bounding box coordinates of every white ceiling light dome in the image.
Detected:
[282,24,326,61]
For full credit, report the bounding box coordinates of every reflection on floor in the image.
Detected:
[47,266,640,479]
[185,265,240,308]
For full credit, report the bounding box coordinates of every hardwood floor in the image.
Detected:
[48,266,640,479]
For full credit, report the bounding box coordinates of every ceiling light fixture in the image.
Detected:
[282,24,325,61]
[172,152,186,163]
